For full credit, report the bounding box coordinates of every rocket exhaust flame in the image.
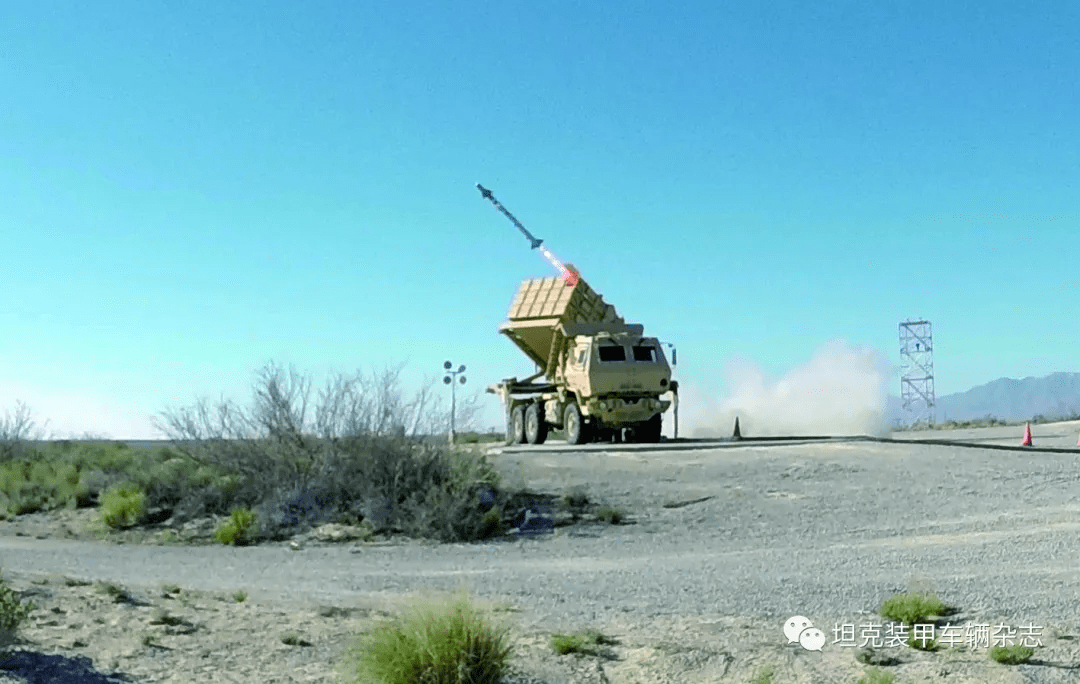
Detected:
[539,246,580,286]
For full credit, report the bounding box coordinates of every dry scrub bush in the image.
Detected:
[156,362,502,542]
[0,402,46,464]
[0,571,34,652]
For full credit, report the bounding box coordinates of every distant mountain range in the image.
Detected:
[888,372,1080,425]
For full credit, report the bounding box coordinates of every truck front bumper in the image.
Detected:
[584,397,671,424]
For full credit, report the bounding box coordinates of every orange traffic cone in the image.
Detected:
[1022,423,1033,446]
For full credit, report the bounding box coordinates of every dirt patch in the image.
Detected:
[0,508,195,546]
[4,561,1079,683]
[2,571,373,683]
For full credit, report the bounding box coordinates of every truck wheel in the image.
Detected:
[564,404,590,445]
[508,406,526,445]
[525,403,548,445]
[637,414,662,443]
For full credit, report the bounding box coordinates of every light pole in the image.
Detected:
[662,343,678,439]
[443,361,466,444]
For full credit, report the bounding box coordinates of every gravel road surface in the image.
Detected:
[3,424,1079,642]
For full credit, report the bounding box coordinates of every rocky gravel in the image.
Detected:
[2,426,1080,682]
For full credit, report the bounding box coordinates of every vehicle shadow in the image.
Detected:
[1,649,132,683]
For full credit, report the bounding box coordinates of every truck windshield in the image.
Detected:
[598,345,626,362]
[632,346,656,362]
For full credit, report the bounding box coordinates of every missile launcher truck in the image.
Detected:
[487,269,678,445]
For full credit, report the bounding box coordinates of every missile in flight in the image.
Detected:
[476,183,543,250]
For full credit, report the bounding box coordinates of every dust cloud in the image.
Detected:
[682,340,891,438]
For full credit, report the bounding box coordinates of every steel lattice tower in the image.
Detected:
[899,320,935,426]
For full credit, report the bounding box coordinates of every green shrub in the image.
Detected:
[0,461,63,515]
[281,631,312,646]
[551,633,584,655]
[750,664,776,684]
[158,529,180,544]
[100,482,146,529]
[28,461,52,484]
[214,473,241,500]
[68,442,136,473]
[879,592,946,626]
[233,590,248,603]
[0,464,24,499]
[189,466,218,489]
[857,667,895,684]
[0,439,246,524]
[550,629,617,657]
[342,590,512,684]
[0,572,34,651]
[562,485,589,512]
[215,507,258,546]
[478,507,503,539]
[6,482,47,515]
[96,581,132,603]
[595,507,625,525]
[149,607,184,626]
[51,463,90,509]
[907,632,940,651]
[990,644,1034,664]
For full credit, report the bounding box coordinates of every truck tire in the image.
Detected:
[637,414,662,443]
[508,405,526,445]
[564,404,590,445]
[525,403,548,445]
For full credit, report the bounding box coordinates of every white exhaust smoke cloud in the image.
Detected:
[685,339,891,438]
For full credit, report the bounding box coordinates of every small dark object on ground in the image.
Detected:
[515,509,554,536]
[856,646,900,666]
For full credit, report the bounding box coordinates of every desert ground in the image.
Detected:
[2,421,1080,683]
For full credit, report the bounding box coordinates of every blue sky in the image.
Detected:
[2,2,1077,438]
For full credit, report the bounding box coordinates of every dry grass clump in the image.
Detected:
[857,667,895,684]
[879,592,947,626]
[341,590,512,684]
[990,643,1034,664]
[550,628,618,658]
